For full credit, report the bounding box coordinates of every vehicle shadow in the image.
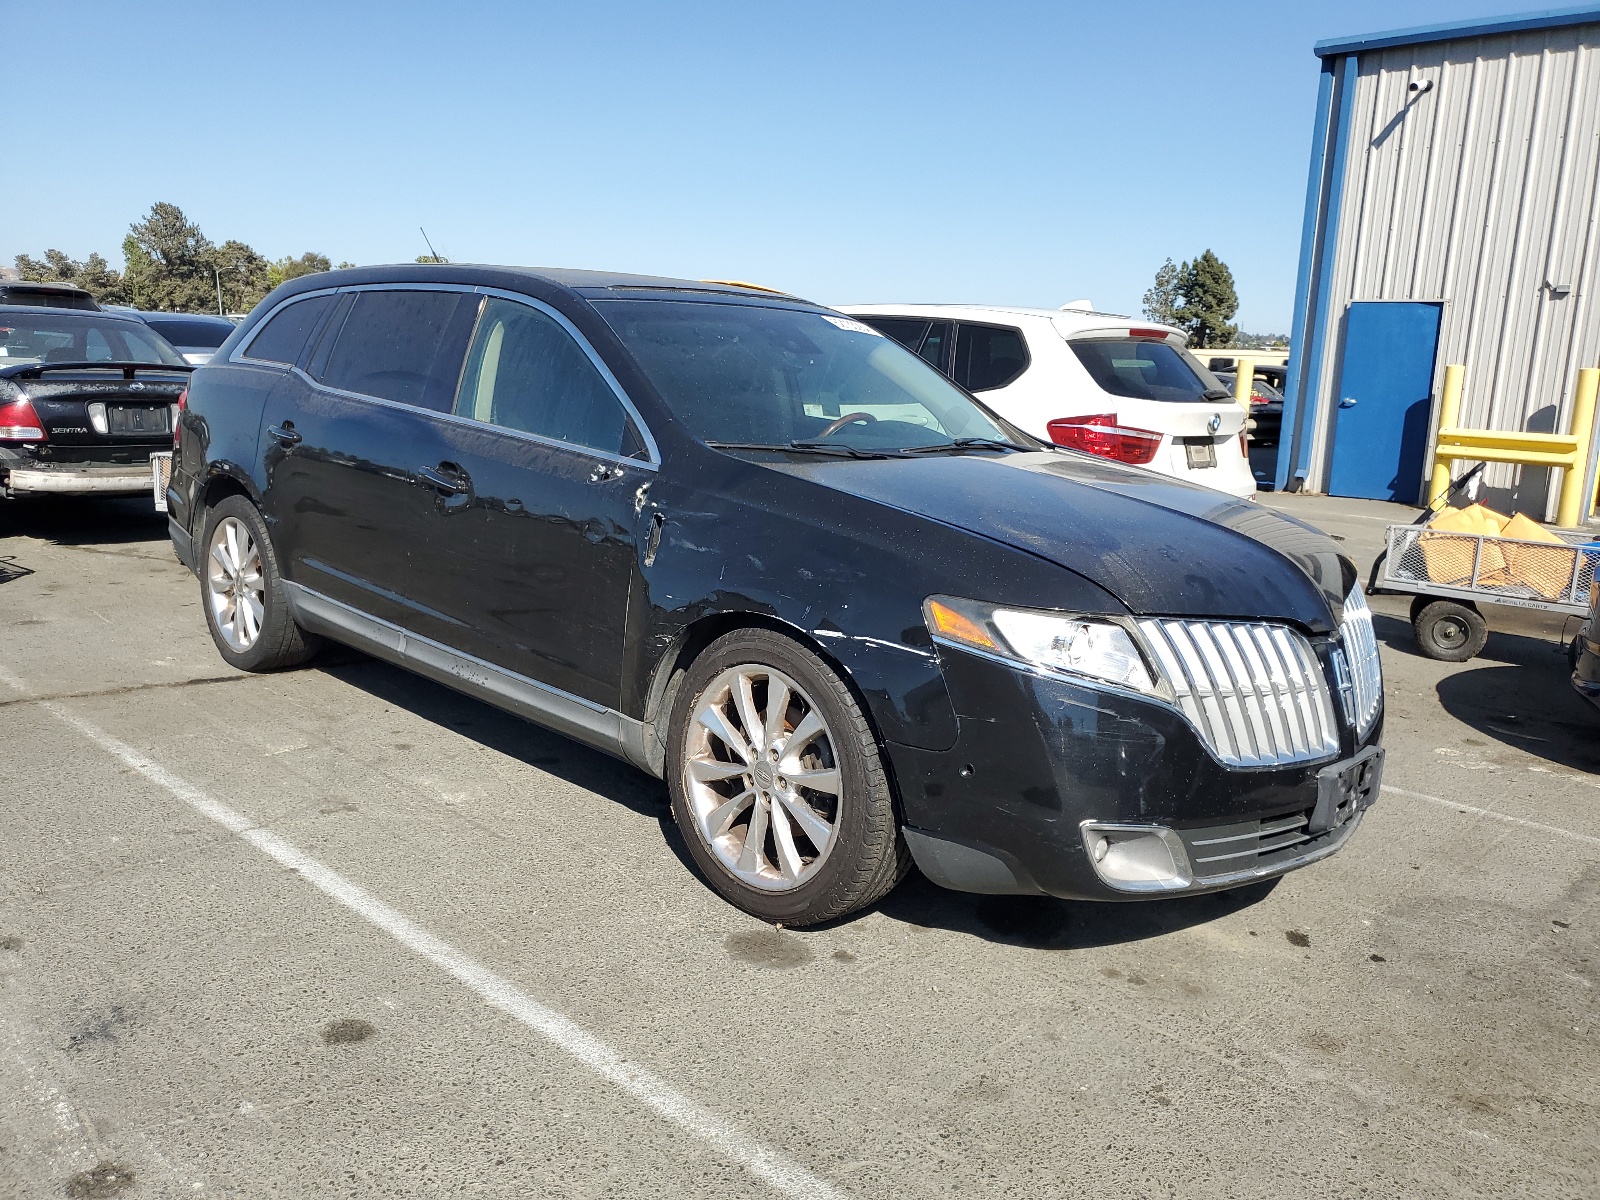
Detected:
[316,649,1290,946]
[317,650,671,821]
[0,495,167,548]
[869,873,1281,950]
[1434,662,1600,774]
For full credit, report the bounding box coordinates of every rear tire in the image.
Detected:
[200,495,320,672]
[666,628,910,926]
[1412,599,1487,662]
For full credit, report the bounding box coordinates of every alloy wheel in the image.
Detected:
[207,515,265,652]
[683,664,841,892]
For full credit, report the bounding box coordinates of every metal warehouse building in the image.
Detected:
[1278,4,1600,521]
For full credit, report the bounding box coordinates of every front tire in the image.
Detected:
[666,629,909,926]
[200,496,319,672]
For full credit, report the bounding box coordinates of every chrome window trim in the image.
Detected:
[232,287,344,366]
[231,281,662,469]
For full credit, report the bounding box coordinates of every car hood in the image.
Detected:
[758,450,1351,632]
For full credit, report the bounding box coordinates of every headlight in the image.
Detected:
[924,595,1158,694]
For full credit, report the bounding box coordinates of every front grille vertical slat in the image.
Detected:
[1338,587,1384,737]
[1137,617,1341,769]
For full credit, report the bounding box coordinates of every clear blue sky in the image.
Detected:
[9,1,1526,330]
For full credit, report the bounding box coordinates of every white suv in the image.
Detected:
[838,304,1256,499]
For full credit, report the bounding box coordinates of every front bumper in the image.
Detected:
[4,461,156,497]
[886,643,1382,900]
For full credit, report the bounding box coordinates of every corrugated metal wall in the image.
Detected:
[1309,24,1600,517]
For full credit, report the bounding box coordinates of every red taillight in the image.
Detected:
[1047,413,1163,465]
[173,387,187,449]
[1126,328,1172,340]
[0,396,46,442]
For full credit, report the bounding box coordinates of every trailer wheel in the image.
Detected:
[1412,599,1488,662]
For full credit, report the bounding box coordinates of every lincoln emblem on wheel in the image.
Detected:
[166,264,1383,925]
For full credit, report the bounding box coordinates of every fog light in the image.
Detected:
[87,402,108,435]
[1080,822,1192,893]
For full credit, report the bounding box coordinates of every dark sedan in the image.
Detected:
[1,305,191,501]
[168,265,1385,925]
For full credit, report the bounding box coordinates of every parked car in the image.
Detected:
[132,311,238,365]
[1574,579,1600,713]
[0,281,101,311]
[0,305,191,500]
[1214,366,1285,446]
[838,304,1256,498]
[169,265,1383,925]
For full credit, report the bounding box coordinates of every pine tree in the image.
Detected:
[1141,258,1179,326]
[1172,250,1239,348]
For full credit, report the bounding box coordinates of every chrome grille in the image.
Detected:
[1339,586,1383,737]
[1137,619,1340,767]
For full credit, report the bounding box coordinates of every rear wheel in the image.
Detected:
[200,495,319,672]
[1412,599,1487,662]
[666,629,909,926]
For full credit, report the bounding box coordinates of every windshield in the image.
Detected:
[596,301,1024,451]
[1069,338,1224,404]
[0,311,188,368]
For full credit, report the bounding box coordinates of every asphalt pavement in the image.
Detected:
[1,492,1596,1199]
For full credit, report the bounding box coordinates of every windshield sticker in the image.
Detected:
[820,315,882,336]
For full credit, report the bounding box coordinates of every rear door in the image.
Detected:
[258,287,480,635]
[1327,301,1442,503]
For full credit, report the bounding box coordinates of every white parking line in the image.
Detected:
[1382,784,1600,847]
[27,691,845,1200]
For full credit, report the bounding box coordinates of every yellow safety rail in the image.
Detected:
[1428,363,1600,527]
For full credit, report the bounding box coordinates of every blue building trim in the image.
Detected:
[1287,53,1362,492]
[1314,4,1600,58]
[1275,60,1338,493]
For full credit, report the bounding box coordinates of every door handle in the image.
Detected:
[268,423,302,445]
[1339,397,1359,408]
[418,464,470,495]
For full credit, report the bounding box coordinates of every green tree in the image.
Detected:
[122,202,217,311]
[415,253,448,264]
[1172,250,1239,348]
[267,251,333,289]
[14,249,128,304]
[213,239,272,313]
[1141,257,1179,326]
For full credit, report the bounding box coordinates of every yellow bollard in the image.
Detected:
[1556,366,1598,528]
[1428,363,1466,506]
[1232,358,1253,410]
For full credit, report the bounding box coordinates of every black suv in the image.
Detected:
[170,264,1385,925]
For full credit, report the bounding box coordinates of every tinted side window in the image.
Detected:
[454,298,628,455]
[953,324,1028,392]
[318,290,479,411]
[860,317,928,350]
[242,294,335,366]
[917,321,953,371]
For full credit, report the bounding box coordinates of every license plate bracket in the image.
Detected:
[1182,437,1217,469]
[1309,745,1384,835]
[109,404,169,435]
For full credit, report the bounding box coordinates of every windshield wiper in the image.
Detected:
[900,437,1035,454]
[707,440,906,460]
[1200,388,1234,401]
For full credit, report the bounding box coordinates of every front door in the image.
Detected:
[410,295,651,710]
[1327,301,1442,503]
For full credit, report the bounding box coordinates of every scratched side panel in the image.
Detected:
[626,457,1121,752]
